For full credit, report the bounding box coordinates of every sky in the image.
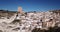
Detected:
[0,0,60,12]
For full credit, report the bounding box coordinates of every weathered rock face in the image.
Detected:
[0,10,60,32]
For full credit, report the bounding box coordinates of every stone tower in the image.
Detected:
[18,6,24,14]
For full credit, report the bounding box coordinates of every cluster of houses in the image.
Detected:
[16,11,60,32]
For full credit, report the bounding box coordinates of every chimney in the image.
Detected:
[18,6,23,14]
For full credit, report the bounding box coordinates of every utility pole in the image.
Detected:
[7,10,9,19]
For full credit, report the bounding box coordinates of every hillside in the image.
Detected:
[49,9,60,14]
[0,10,17,19]
[0,10,60,32]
